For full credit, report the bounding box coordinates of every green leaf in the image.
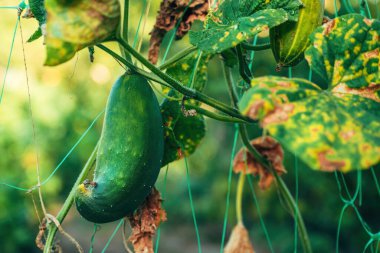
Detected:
[27,27,42,43]
[160,52,211,167]
[160,92,206,167]
[239,76,380,172]
[190,9,289,53]
[165,51,211,93]
[29,0,47,26]
[189,0,302,53]
[305,14,380,89]
[44,0,120,66]
[239,76,321,120]
[214,0,302,23]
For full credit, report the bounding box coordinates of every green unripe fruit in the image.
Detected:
[75,74,164,223]
[270,0,324,69]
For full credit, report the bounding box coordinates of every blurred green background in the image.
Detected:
[0,0,379,252]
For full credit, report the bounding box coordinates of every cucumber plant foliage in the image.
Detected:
[239,14,380,172]
[24,0,46,42]
[23,0,379,251]
[44,0,120,66]
[161,51,211,166]
[189,0,303,53]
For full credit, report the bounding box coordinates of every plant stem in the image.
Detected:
[236,173,245,224]
[236,45,252,85]
[116,37,254,123]
[97,44,170,88]
[185,104,248,123]
[223,63,313,253]
[98,44,253,124]
[241,42,271,51]
[158,46,198,70]
[119,0,132,61]
[43,143,99,253]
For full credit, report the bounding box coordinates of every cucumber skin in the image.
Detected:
[75,74,164,223]
[270,0,324,67]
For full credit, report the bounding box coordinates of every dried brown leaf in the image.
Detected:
[148,0,209,64]
[128,188,167,253]
[224,223,255,253]
[233,136,286,190]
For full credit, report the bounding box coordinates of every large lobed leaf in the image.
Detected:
[45,0,120,66]
[305,14,380,90]
[189,0,303,53]
[160,52,211,167]
[239,14,380,172]
[239,76,380,172]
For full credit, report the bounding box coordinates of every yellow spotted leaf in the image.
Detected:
[45,0,120,66]
[160,52,211,166]
[239,76,380,172]
[305,14,380,92]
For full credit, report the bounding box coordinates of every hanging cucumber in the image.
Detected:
[270,0,324,68]
[75,74,164,223]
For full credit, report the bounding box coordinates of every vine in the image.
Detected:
[1,0,378,252]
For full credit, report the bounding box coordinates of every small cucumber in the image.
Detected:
[75,74,164,223]
[270,0,324,68]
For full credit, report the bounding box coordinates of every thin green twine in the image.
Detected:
[246,175,274,253]
[249,35,259,72]
[0,16,19,105]
[132,0,147,49]
[294,156,299,253]
[288,67,293,78]
[184,156,202,253]
[370,168,380,198]
[0,110,103,191]
[287,67,299,252]
[219,127,239,253]
[0,6,19,9]
[334,170,380,252]
[359,0,371,18]
[89,224,99,253]
[154,165,169,253]
[242,35,274,252]
[101,219,124,253]
[152,1,199,251]
[161,0,194,63]
[341,0,355,14]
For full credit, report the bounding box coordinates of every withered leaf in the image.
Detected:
[224,223,255,253]
[233,136,286,190]
[128,188,167,253]
[148,0,209,64]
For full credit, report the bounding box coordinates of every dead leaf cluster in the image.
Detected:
[233,136,286,189]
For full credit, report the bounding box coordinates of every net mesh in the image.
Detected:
[0,0,379,252]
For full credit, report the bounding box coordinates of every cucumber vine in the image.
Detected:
[17,0,379,252]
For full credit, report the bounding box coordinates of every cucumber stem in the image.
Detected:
[97,44,170,88]
[43,142,99,253]
[119,0,132,61]
[223,63,313,253]
[158,46,198,70]
[236,173,245,224]
[184,104,248,123]
[236,45,252,85]
[116,37,255,123]
[241,42,271,51]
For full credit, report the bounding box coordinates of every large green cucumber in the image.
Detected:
[75,74,164,223]
[270,0,324,68]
